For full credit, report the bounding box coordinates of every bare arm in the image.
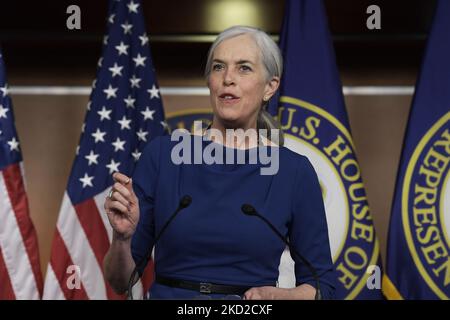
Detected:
[103,232,136,294]
[103,172,140,294]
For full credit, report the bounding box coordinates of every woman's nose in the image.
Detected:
[223,69,235,86]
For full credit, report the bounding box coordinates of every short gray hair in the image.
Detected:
[204,26,283,81]
[204,26,285,146]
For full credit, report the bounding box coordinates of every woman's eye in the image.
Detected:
[240,65,252,72]
[212,64,224,71]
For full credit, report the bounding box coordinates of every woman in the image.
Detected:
[103,26,336,299]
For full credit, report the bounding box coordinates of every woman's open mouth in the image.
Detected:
[219,93,241,105]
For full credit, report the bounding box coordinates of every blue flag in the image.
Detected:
[383,0,450,300]
[43,0,165,299]
[268,0,383,299]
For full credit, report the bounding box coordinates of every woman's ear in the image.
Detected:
[264,76,280,100]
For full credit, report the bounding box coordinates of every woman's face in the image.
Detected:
[207,34,279,129]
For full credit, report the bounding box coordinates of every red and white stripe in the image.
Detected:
[43,189,154,300]
[0,163,43,299]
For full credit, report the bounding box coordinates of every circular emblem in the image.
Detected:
[402,112,450,299]
[276,96,380,299]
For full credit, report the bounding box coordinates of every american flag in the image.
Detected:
[43,0,166,299]
[0,50,43,299]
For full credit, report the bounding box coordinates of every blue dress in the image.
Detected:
[131,135,336,299]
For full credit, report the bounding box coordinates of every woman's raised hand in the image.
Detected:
[104,172,140,240]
